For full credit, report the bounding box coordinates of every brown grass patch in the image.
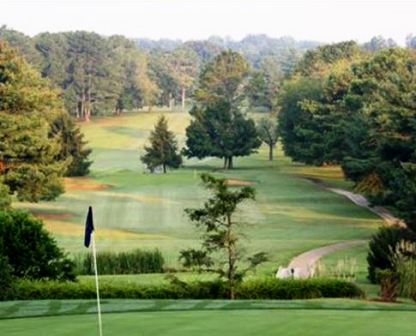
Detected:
[64,177,112,191]
[225,179,255,186]
[32,211,72,221]
[99,191,178,204]
[44,220,169,240]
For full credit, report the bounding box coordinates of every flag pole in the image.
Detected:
[91,233,103,336]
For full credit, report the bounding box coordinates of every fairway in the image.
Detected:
[1,309,416,336]
[15,111,384,272]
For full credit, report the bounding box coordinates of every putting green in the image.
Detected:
[1,309,416,336]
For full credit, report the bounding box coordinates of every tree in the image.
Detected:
[257,116,278,161]
[140,116,182,173]
[277,76,326,164]
[246,57,283,111]
[0,41,68,201]
[170,46,200,111]
[50,114,92,176]
[184,50,261,169]
[362,36,397,51]
[184,174,267,299]
[0,209,75,280]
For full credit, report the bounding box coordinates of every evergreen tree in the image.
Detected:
[140,116,182,173]
[184,174,267,299]
[50,114,92,176]
[0,41,67,201]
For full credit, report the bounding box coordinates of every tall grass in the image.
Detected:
[74,249,164,275]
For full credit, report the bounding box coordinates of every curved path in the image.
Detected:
[287,240,366,275]
[281,178,405,277]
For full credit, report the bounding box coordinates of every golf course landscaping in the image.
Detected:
[2,110,416,335]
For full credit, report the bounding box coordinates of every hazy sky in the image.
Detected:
[1,0,415,44]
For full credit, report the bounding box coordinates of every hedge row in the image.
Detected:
[5,278,364,301]
[74,249,164,275]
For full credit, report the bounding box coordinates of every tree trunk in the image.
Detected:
[269,144,273,161]
[226,213,236,300]
[181,87,186,111]
[227,156,233,169]
[169,93,174,111]
[163,163,166,174]
[223,157,228,169]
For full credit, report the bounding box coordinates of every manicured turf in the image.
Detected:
[15,111,383,273]
[1,299,416,336]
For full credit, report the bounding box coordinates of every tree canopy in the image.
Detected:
[278,43,416,232]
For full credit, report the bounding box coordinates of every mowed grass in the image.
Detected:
[15,111,383,272]
[2,299,416,336]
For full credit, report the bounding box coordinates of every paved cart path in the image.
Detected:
[281,178,405,277]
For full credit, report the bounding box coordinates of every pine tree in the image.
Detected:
[50,114,92,176]
[185,174,267,299]
[140,116,182,173]
[0,41,68,201]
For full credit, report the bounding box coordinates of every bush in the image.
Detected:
[396,259,416,301]
[8,278,363,301]
[75,249,164,275]
[0,210,75,281]
[367,226,416,283]
[0,255,15,300]
[237,278,364,300]
[0,182,11,210]
[375,268,399,302]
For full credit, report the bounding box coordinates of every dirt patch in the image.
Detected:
[32,211,72,221]
[64,177,112,191]
[225,179,255,186]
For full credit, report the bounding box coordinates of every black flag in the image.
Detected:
[84,206,94,248]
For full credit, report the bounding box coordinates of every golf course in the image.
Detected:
[2,110,415,335]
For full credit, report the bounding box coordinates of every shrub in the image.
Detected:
[367,226,416,283]
[396,259,416,301]
[75,249,164,275]
[391,241,416,301]
[0,210,75,281]
[0,255,15,300]
[0,181,11,210]
[8,278,363,301]
[237,278,364,300]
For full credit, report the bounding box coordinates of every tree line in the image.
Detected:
[0,26,319,118]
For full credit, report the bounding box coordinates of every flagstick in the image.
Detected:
[91,233,103,336]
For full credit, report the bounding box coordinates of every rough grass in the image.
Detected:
[14,111,384,273]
